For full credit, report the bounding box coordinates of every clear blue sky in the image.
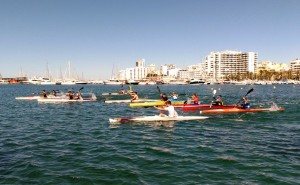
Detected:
[0,0,299,79]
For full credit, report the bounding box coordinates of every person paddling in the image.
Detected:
[212,95,223,106]
[171,92,178,100]
[68,90,74,100]
[41,90,48,98]
[75,90,83,100]
[154,100,178,117]
[240,96,250,109]
[52,90,57,97]
[130,92,139,102]
[160,93,168,101]
[192,93,199,104]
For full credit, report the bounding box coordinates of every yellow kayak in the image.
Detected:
[129,100,185,107]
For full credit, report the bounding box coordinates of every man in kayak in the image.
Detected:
[171,92,178,100]
[130,92,139,102]
[119,88,126,94]
[160,93,168,101]
[41,90,48,98]
[75,90,83,100]
[52,90,57,97]
[68,90,75,100]
[212,95,223,106]
[240,96,250,109]
[155,100,178,117]
[192,93,199,104]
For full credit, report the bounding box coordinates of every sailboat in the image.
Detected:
[40,62,56,85]
[103,65,123,85]
[61,61,77,85]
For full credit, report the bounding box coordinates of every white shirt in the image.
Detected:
[164,105,178,117]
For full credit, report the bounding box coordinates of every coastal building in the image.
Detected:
[120,59,148,80]
[290,59,300,71]
[205,50,257,80]
[177,69,189,80]
[257,61,289,72]
[186,63,206,80]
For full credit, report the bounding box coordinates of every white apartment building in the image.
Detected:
[290,59,300,71]
[205,50,257,79]
[159,64,176,76]
[119,59,148,80]
[186,63,206,79]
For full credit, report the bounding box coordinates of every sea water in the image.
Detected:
[0,84,299,184]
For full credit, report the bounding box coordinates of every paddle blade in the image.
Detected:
[157,86,161,93]
[245,88,254,96]
[213,90,217,95]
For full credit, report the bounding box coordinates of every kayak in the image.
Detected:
[38,97,96,103]
[109,115,209,123]
[102,92,129,96]
[104,99,158,103]
[15,96,41,100]
[129,100,185,107]
[200,107,285,114]
[181,104,237,111]
[15,94,57,100]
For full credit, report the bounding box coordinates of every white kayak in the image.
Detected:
[15,96,41,100]
[109,115,209,123]
[104,99,157,103]
[15,95,57,100]
[38,97,96,103]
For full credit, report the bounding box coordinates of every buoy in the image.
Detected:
[241,87,243,89]
[218,88,221,91]
[273,86,276,89]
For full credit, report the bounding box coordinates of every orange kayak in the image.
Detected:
[200,107,285,114]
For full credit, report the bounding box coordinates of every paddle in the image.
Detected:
[157,86,161,94]
[77,87,84,100]
[210,89,217,108]
[236,88,254,105]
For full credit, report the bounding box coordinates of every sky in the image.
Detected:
[0,0,299,80]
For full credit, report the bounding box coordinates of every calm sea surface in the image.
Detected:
[1,84,299,184]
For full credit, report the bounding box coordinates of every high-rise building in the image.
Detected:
[205,50,257,79]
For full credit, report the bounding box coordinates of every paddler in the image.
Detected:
[119,88,126,94]
[171,92,178,100]
[192,93,199,104]
[212,95,223,106]
[240,96,250,109]
[160,93,168,101]
[68,90,74,100]
[52,90,57,97]
[154,100,178,117]
[41,90,48,98]
[127,85,133,94]
[130,92,139,102]
[75,90,83,100]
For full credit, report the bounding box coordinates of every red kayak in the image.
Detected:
[180,104,236,111]
[200,107,285,114]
